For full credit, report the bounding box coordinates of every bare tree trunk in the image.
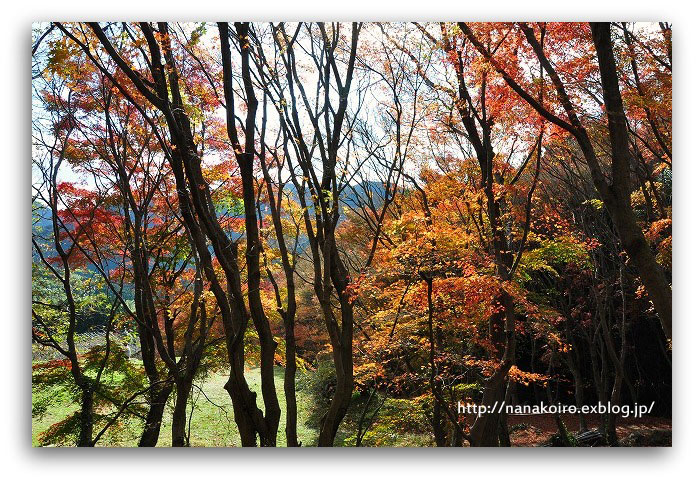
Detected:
[570,365,588,432]
[224,338,264,447]
[318,283,354,446]
[78,387,94,447]
[591,22,671,341]
[139,382,173,447]
[564,324,588,432]
[172,380,193,447]
[219,22,281,445]
[238,154,281,446]
[283,315,299,446]
[423,277,447,447]
[469,291,516,447]
[498,382,513,447]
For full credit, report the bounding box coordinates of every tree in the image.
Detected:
[459,22,672,342]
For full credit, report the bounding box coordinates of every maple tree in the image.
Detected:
[32,21,671,447]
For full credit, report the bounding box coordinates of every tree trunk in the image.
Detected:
[570,366,588,432]
[317,290,354,446]
[564,328,588,431]
[139,382,173,447]
[77,387,94,447]
[219,22,281,446]
[316,235,356,447]
[431,401,447,447]
[172,380,193,447]
[283,315,299,447]
[607,369,623,445]
[591,22,672,342]
[469,369,509,447]
[497,382,513,447]
[317,326,354,445]
[469,290,516,447]
[224,344,264,447]
[239,157,281,447]
[422,277,447,446]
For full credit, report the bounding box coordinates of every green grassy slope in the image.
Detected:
[33,365,433,447]
[33,367,319,447]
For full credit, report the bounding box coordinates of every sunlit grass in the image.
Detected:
[33,365,433,447]
[32,367,320,447]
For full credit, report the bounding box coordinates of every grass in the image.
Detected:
[33,361,670,447]
[33,367,318,447]
[32,384,77,446]
[33,365,433,447]
[33,366,320,447]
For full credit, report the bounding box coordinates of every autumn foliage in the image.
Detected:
[32,21,671,447]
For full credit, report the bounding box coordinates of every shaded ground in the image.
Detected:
[507,413,671,446]
[33,365,670,447]
[33,366,429,447]
[33,367,320,447]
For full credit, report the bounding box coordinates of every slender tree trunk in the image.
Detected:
[498,382,513,447]
[570,365,588,432]
[431,402,447,447]
[239,158,281,447]
[564,321,588,432]
[224,343,263,447]
[607,368,623,445]
[139,382,173,447]
[317,293,354,446]
[78,387,94,447]
[422,277,447,446]
[598,336,610,441]
[219,22,281,445]
[591,22,672,341]
[283,314,299,447]
[469,290,516,447]
[316,233,356,446]
[172,380,193,447]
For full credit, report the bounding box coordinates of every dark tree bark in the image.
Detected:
[172,380,193,447]
[590,22,672,342]
[139,382,173,446]
[424,276,447,447]
[256,121,301,446]
[85,22,271,446]
[260,22,363,447]
[459,22,671,342]
[219,22,281,446]
[77,387,94,447]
